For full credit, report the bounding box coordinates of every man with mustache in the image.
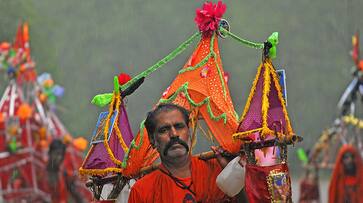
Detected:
[128,103,230,203]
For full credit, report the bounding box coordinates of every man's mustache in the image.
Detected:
[163,136,189,156]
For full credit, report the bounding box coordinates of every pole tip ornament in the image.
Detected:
[264,32,279,59]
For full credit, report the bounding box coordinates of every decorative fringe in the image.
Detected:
[179,52,212,74]
[79,167,122,176]
[232,128,263,140]
[159,82,227,123]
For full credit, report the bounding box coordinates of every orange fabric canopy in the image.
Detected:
[123,33,240,177]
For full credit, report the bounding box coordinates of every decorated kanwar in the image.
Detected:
[79,1,302,202]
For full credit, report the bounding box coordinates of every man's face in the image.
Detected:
[153,109,191,160]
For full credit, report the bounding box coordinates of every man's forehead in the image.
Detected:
[155,109,185,125]
[155,109,184,118]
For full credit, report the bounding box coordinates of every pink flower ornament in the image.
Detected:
[194,1,227,35]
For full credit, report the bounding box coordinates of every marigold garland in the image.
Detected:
[79,167,122,176]
[342,115,363,128]
[103,93,123,165]
[261,60,272,139]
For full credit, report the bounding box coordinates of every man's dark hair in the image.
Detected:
[48,139,66,155]
[145,103,190,144]
[47,139,67,172]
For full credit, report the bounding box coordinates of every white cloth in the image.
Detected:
[99,179,135,202]
[216,156,245,197]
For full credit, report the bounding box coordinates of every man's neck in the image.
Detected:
[162,155,191,178]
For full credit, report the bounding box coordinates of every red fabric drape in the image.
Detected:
[245,163,291,203]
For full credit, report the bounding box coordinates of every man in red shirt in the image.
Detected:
[128,103,229,202]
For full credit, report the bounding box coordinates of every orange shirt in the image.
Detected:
[128,157,227,203]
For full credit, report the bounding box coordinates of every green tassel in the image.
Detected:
[91,93,113,107]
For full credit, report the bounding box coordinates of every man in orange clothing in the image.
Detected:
[128,103,230,202]
[329,145,363,203]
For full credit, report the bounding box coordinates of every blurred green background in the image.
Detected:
[1,0,363,177]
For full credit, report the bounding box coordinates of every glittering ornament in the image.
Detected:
[200,66,210,78]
